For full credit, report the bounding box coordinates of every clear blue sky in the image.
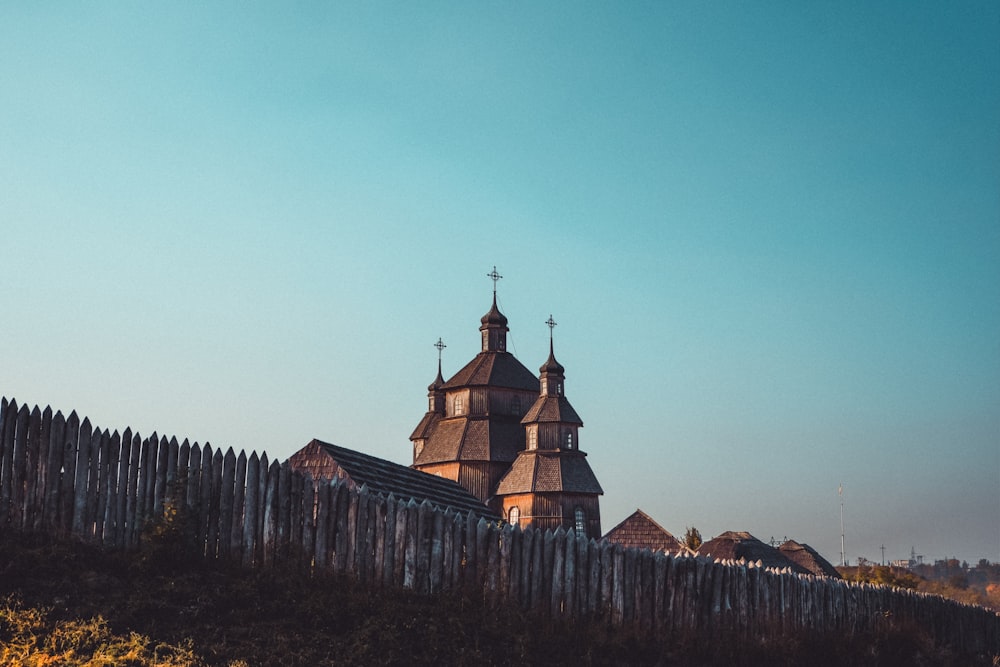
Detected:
[2,2,998,566]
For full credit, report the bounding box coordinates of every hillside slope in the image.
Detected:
[0,531,991,666]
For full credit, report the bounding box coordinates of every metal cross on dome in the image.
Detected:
[434,337,446,361]
[546,314,557,340]
[487,265,503,296]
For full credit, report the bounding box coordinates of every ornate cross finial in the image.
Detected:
[487,265,503,296]
[546,314,557,340]
[434,337,446,361]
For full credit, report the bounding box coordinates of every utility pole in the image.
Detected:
[839,483,846,566]
[881,544,885,566]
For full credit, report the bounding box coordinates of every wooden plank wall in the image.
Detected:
[0,396,997,653]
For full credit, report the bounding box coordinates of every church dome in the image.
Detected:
[427,366,445,392]
[540,347,564,374]
[481,296,508,327]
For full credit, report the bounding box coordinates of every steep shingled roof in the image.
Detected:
[441,352,540,392]
[521,396,582,424]
[696,531,810,574]
[409,411,441,441]
[413,418,524,465]
[603,510,685,554]
[288,439,498,521]
[779,540,842,578]
[494,450,603,495]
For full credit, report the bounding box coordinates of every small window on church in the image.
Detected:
[557,382,563,395]
[454,397,464,415]
[528,428,537,450]
[575,507,586,534]
[565,432,573,449]
[508,506,520,527]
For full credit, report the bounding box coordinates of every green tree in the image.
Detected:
[683,526,702,551]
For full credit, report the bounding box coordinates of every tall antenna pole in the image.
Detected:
[839,483,846,566]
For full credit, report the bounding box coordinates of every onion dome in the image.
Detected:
[428,362,445,391]
[481,295,508,327]
[540,340,564,374]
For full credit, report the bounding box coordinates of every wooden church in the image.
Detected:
[410,269,603,538]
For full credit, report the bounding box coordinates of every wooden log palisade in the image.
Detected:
[0,396,997,654]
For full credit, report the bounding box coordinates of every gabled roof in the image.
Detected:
[603,510,685,554]
[696,531,810,574]
[442,352,540,392]
[779,540,842,578]
[288,439,498,521]
[521,396,582,425]
[413,417,524,465]
[494,450,603,495]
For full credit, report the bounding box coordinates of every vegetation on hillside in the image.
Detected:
[840,560,1000,612]
[0,528,996,666]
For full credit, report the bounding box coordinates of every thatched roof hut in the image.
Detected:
[696,531,810,574]
[779,540,842,578]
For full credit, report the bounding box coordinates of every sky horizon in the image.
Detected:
[3,3,998,566]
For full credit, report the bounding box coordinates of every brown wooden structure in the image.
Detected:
[603,509,686,555]
[410,286,603,538]
[287,439,498,522]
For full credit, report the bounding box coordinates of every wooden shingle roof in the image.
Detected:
[414,417,524,465]
[442,352,540,391]
[521,396,582,425]
[288,439,498,521]
[494,450,603,495]
[779,540,842,578]
[408,411,441,441]
[603,510,684,554]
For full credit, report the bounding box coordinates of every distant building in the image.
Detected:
[779,540,842,578]
[603,509,686,554]
[410,273,603,538]
[697,531,812,574]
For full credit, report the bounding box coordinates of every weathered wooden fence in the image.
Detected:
[1,396,998,654]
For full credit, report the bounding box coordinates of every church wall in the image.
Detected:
[447,389,470,417]
[498,492,602,540]
[487,389,536,419]
[411,461,461,484]
[414,460,510,504]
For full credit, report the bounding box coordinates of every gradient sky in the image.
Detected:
[2,3,998,566]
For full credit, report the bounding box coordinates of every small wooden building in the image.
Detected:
[288,439,498,522]
[602,509,686,554]
[779,539,842,578]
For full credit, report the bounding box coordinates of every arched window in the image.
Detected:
[528,428,537,450]
[508,506,520,527]
[454,396,464,415]
[574,507,586,534]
